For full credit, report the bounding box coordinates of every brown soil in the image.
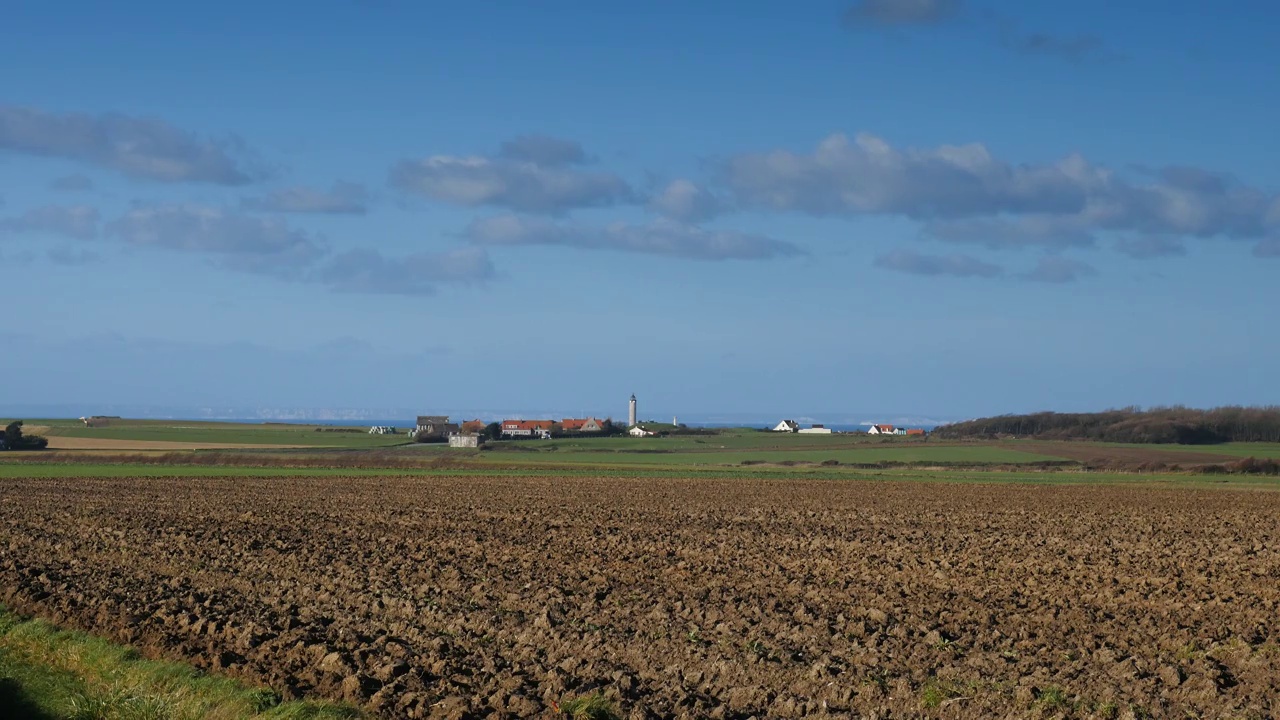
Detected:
[42,436,308,450]
[2,475,1278,719]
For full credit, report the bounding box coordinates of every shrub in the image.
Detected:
[3,421,48,451]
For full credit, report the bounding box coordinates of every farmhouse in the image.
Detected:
[502,420,554,438]
[460,419,486,434]
[906,428,926,436]
[562,418,605,433]
[629,425,656,437]
[416,415,451,434]
[773,420,799,432]
[798,424,833,434]
[867,424,896,435]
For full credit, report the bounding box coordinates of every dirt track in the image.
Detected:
[42,436,308,450]
[2,475,1278,719]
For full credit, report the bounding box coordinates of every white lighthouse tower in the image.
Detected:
[628,394,637,427]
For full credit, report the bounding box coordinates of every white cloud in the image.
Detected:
[843,0,959,25]
[1115,235,1186,259]
[0,105,259,184]
[498,135,588,166]
[924,215,1096,249]
[465,214,803,261]
[242,182,368,214]
[1021,256,1097,283]
[47,246,102,266]
[874,248,1003,277]
[106,205,325,277]
[648,179,725,223]
[1,205,99,240]
[723,132,1093,220]
[390,137,631,214]
[1254,239,1280,258]
[723,132,1280,255]
[317,247,494,296]
[50,174,94,192]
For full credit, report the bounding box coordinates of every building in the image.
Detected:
[628,394,637,427]
[906,428,926,436]
[416,415,450,434]
[460,420,487,434]
[773,420,799,432]
[502,420,554,438]
[562,418,605,433]
[368,425,398,435]
[798,424,833,434]
[867,424,896,435]
[629,425,655,437]
[449,435,482,448]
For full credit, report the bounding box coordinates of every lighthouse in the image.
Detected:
[628,394,637,427]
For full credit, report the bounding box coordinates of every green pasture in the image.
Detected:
[514,428,930,452]
[1121,441,1280,459]
[0,461,1276,489]
[476,442,1065,466]
[7,418,411,448]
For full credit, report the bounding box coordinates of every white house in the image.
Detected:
[773,420,799,432]
[867,424,895,435]
[798,425,833,434]
[629,425,656,437]
[368,425,398,435]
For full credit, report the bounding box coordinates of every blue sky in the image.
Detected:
[2,0,1278,421]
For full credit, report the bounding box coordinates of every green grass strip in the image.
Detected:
[0,606,362,720]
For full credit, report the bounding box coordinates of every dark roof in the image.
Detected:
[503,420,554,430]
[417,415,449,425]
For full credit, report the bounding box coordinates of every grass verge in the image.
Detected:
[0,606,362,720]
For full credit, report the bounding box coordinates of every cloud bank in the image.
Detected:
[243,182,369,214]
[875,248,1002,277]
[465,214,802,261]
[2,205,100,240]
[0,105,259,184]
[390,136,631,214]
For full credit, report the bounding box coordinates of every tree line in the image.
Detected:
[3,421,48,451]
[932,406,1280,445]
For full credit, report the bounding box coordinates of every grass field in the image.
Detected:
[7,419,411,448]
[0,606,361,720]
[475,443,1066,466]
[3,461,1278,489]
[1116,441,1280,458]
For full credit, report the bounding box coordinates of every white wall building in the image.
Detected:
[798,425,833,434]
[773,420,799,432]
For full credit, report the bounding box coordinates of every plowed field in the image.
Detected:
[2,475,1278,719]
